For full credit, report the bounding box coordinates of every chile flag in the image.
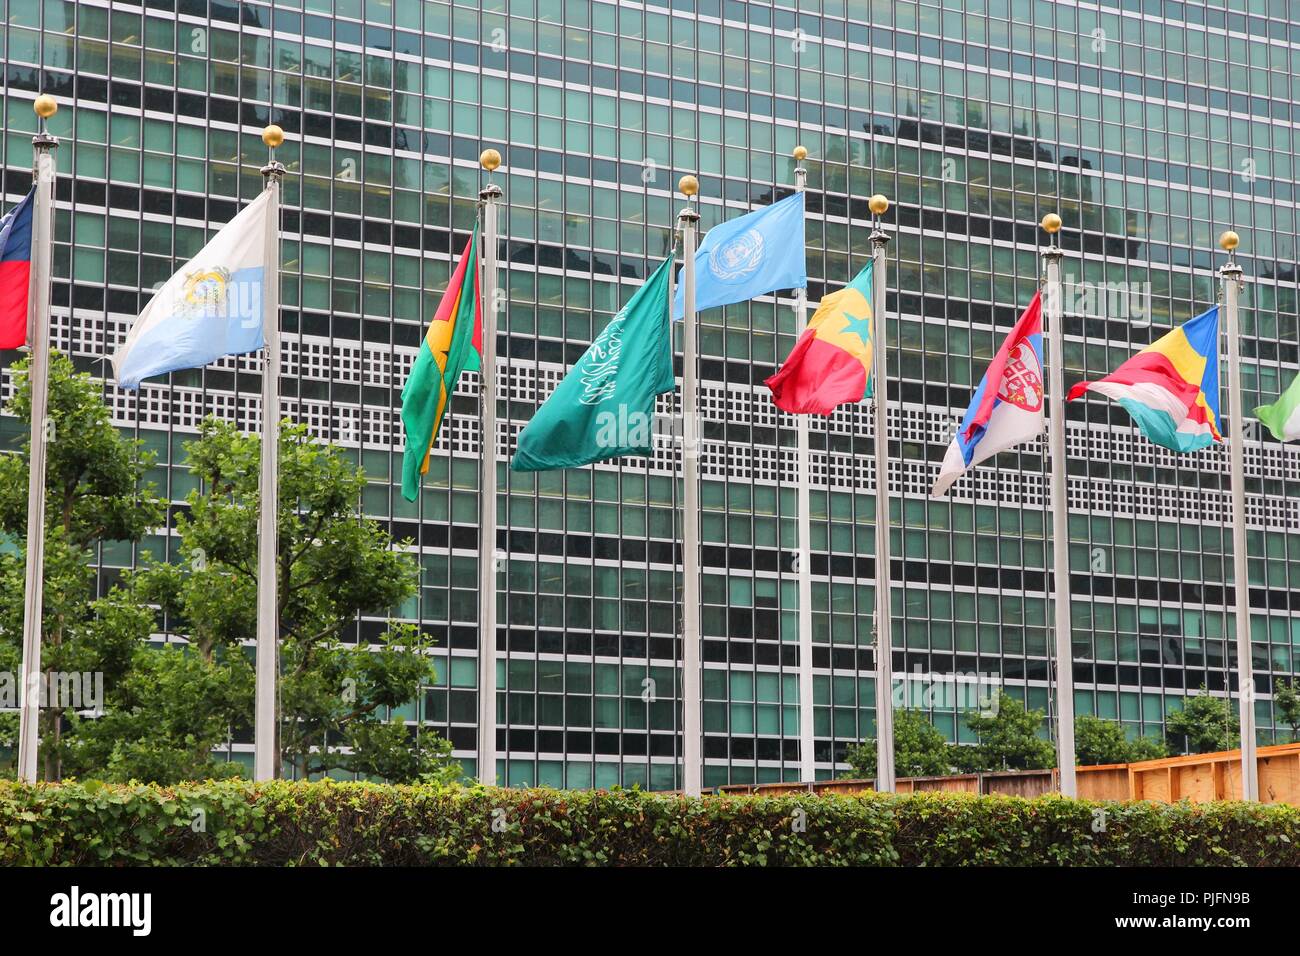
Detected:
[0,186,35,349]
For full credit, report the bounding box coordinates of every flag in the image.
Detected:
[1254,372,1300,442]
[1068,305,1222,452]
[513,255,674,471]
[672,192,806,320]
[932,292,1045,497]
[765,260,876,414]
[0,186,35,349]
[401,230,481,501]
[113,189,274,389]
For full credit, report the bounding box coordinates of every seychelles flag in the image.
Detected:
[0,186,36,349]
[932,292,1045,496]
[400,229,481,501]
[765,260,876,414]
[1068,305,1222,452]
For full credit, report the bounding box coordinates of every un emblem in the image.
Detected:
[709,228,765,281]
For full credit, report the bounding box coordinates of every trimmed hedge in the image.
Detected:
[1,779,1297,866]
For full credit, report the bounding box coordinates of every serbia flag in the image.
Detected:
[931,291,1046,496]
[0,186,35,349]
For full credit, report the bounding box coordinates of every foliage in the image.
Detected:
[2,779,1299,867]
[1166,685,1240,755]
[845,709,954,779]
[0,352,163,779]
[1274,678,1300,743]
[1074,714,1168,766]
[117,417,457,784]
[952,691,1057,772]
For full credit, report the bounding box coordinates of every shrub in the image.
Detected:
[1,780,1297,867]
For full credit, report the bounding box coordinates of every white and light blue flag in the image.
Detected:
[672,191,806,320]
[113,190,273,389]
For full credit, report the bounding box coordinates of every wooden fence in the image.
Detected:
[714,742,1300,805]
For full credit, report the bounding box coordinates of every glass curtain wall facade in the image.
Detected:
[3,0,1300,789]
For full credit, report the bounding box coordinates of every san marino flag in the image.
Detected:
[113,189,273,389]
[513,255,674,471]
[672,191,806,320]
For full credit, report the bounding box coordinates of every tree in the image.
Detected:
[1074,714,1167,765]
[1165,685,1239,755]
[0,352,163,780]
[845,709,954,779]
[1273,678,1300,743]
[107,417,458,784]
[952,691,1056,772]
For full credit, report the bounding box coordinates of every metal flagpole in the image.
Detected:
[678,174,703,796]
[868,194,895,792]
[17,95,59,784]
[477,148,503,786]
[790,147,816,784]
[1041,212,1077,796]
[254,124,286,782]
[1219,229,1258,801]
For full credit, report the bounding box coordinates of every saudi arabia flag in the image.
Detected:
[400,230,480,501]
[1255,371,1300,442]
[512,255,674,471]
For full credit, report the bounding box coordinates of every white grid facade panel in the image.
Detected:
[24,314,1300,532]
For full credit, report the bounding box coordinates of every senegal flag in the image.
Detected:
[400,230,481,501]
[765,260,876,415]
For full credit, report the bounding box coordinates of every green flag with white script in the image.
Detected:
[1255,370,1300,442]
[512,255,674,471]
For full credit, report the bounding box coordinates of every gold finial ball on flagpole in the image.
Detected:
[792,145,808,162]
[678,175,699,198]
[33,95,57,119]
[1219,230,1240,251]
[262,125,285,149]
[868,194,889,216]
[480,148,502,172]
[1041,213,1062,234]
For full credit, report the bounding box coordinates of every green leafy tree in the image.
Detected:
[845,709,954,779]
[0,352,163,780]
[953,691,1057,772]
[1165,685,1239,755]
[112,417,458,784]
[1074,714,1168,765]
[1273,678,1300,743]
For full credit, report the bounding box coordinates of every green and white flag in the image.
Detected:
[512,255,674,471]
[1255,372,1300,441]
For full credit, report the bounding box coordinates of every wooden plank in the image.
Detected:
[812,778,874,796]
[981,770,1054,798]
[1258,750,1300,805]
[1078,765,1130,801]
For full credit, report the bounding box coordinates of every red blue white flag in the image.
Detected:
[932,291,1045,496]
[0,186,36,349]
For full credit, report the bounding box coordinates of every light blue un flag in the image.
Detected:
[672,191,806,320]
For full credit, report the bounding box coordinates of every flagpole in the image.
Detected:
[1041,212,1077,796]
[16,94,58,784]
[477,149,503,786]
[678,174,703,796]
[868,194,895,792]
[790,147,816,784]
[254,124,285,782]
[1219,229,1258,801]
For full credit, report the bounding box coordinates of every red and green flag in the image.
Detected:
[400,230,481,501]
[765,260,876,414]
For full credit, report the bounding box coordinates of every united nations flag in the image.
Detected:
[671,191,807,320]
